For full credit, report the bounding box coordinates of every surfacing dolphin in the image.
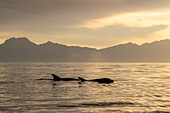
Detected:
[78,77,114,83]
[51,74,78,81]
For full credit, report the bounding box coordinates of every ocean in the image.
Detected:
[0,62,170,113]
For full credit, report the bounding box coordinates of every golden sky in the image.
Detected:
[1,0,170,48]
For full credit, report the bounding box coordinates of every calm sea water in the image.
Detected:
[0,62,170,113]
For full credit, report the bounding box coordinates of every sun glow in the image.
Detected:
[82,11,170,29]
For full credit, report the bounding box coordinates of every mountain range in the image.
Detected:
[0,37,170,62]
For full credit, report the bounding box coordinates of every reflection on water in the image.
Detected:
[0,62,170,112]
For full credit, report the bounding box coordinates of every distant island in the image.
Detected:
[1,37,170,62]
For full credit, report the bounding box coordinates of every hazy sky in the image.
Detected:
[1,0,170,48]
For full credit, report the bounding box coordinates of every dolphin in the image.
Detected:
[51,74,78,81]
[78,77,114,83]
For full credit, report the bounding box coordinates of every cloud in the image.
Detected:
[1,0,170,47]
[82,11,170,29]
[1,0,170,27]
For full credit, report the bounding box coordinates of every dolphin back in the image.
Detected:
[51,74,61,81]
[78,77,87,81]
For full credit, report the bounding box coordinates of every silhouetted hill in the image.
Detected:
[1,37,170,62]
[100,39,170,62]
[0,37,100,62]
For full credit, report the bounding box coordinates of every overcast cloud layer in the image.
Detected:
[1,0,170,48]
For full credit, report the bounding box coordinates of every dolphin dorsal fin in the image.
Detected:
[78,77,86,81]
[51,74,61,81]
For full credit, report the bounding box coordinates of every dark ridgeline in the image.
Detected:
[0,37,170,62]
[99,40,170,62]
[0,37,101,62]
